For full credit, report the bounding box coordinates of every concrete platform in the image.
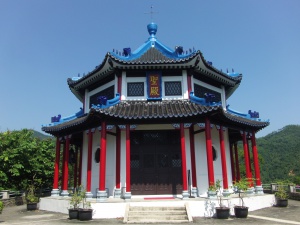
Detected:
[39,193,276,219]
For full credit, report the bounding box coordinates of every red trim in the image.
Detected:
[180,123,188,191]
[86,130,93,192]
[205,117,215,186]
[219,127,228,189]
[126,125,131,192]
[234,142,241,181]
[115,127,121,189]
[117,74,122,97]
[242,132,252,186]
[251,131,262,186]
[99,122,107,191]
[53,137,60,189]
[229,143,236,183]
[189,126,197,188]
[62,136,70,191]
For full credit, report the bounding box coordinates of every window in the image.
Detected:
[89,86,114,108]
[127,82,144,96]
[165,81,182,96]
[194,84,221,102]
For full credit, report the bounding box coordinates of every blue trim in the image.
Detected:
[189,92,221,106]
[42,108,84,127]
[91,93,121,109]
[226,105,269,122]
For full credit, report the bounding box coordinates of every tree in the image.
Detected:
[0,129,55,190]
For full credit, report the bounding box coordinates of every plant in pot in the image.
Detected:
[26,184,39,210]
[275,181,289,207]
[214,179,231,219]
[0,201,4,214]
[68,188,82,220]
[234,178,251,218]
[207,181,218,198]
[77,187,93,221]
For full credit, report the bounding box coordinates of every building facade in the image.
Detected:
[42,22,269,201]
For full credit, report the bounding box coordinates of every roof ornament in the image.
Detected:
[144,5,158,21]
[145,5,158,41]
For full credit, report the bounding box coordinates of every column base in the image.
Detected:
[191,187,198,198]
[246,187,254,195]
[255,185,264,195]
[51,189,60,197]
[207,191,217,199]
[222,189,231,197]
[85,192,93,199]
[114,189,122,198]
[182,190,189,199]
[96,191,107,202]
[123,192,131,200]
[61,190,69,197]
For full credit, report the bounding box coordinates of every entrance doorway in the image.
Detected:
[130,130,183,195]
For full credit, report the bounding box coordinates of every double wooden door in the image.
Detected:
[130,130,183,195]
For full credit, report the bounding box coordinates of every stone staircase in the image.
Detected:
[124,204,192,223]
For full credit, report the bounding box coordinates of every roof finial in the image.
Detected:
[144,5,158,21]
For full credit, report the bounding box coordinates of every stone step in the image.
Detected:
[125,205,191,223]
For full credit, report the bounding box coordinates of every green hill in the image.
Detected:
[32,130,53,140]
[257,125,300,184]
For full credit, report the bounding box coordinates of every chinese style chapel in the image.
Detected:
[42,22,269,201]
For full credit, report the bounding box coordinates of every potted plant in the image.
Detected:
[275,181,289,207]
[26,184,39,210]
[77,187,93,221]
[68,188,82,219]
[214,179,230,219]
[0,201,4,214]
[207,182,217,198]
[234,178,251,218]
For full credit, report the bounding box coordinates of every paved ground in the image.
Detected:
[1,199,300,224]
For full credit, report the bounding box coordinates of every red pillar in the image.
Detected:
[86,130,93,193]
[234,142,241,181]
[125,124,131,193]
[78,143,83,186]
[52,137,61,191]
[189,126,197,188]
[180,123,188,192]
[247,138,253,177]
[242,132,252,187]
[205,117,215,186]
[62,135,70,194]
[251,131,262,186]
[115,127,121,189]
[229,143,236,183]
[74,146,78,188]
[99,121,107,191]
[219,126,228,189]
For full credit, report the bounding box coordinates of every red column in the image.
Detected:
[180,123,188,192]
[115,127,121,189]
[219,126,228,189]
[117,73,122,95]
[234,142,241,181]
[125,125,131,193]
[189,126,197,188]
[74,146,78,188]
[62,135,70,192]
[99,121,107,191]
[86,130,93,193]
[242,132,252,187]
[78,143,83,186]
[205,117,215,186]
[247,138,253,177]
[251,131,262,186]
[229,143,236,183]
[53,137,61,190]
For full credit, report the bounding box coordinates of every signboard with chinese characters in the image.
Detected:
[147,71,162,100]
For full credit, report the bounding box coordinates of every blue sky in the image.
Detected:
[0,0,299,137]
